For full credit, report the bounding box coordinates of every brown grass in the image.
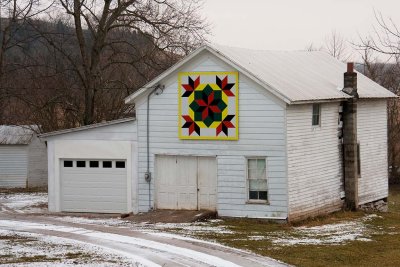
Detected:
[187,185,400,267]
[0,186,47,194]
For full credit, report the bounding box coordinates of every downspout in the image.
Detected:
[145,84,164,211]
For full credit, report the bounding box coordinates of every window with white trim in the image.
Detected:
[312,104,321,126]
[247,158,268,202]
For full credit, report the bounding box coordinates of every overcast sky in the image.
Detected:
[202,0,399,57]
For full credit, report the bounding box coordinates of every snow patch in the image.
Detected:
[0,193,47,212]
[271,215,378,246]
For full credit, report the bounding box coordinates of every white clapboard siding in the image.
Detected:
[135,51,288,219]
[357,99,388,204]
[287,102,343,219]
[27,136,48,187]
[50,122,137,141]
[0,145,28,187]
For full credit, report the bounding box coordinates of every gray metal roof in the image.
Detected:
[125,44,396,104]
[39,117,135,138]
[0,125,37,145]
[211,44,396,102]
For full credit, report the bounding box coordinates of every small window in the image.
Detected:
[76,161,86,168]
[312,104,321,126]
[103,161,112,168]
[116,161,125,168]
[357,143,361,176]
[64,161,73,167]
[248,158,268,202]
[90,161,99,168]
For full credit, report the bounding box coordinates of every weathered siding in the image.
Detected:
[287,102,343,220]
[0,145,28,187]
[135,50,288,218]
[27,136,48,187]
[357,99,388,204]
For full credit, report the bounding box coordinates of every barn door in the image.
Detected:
[155,155,216,211]
[197,157,217,211]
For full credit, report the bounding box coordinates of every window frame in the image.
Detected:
[312,103,321,127]
[246,157,269,204]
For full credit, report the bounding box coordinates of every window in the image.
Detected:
[90,161,99,168]
[357,143,361,176]
[64,161,73,167]
[312,104,321,126]
[247,158,268,202]
[116,161,125,168]
[103,161,112,168]
[76,161,86,168]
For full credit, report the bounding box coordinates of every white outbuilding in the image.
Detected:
[41,44,396,221]
[0,125,47,188]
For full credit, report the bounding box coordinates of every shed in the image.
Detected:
[0,125,47,188]
[42,44,396,220]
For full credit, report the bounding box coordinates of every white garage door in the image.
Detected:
[155,155,217,211]
[0,145,28,188]
[61,159,127,213]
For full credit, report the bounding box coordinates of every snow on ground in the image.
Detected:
[52,216,233,235]
[0,220,245,267]
[0,193,47,212]
[0,228,145,266]
[57,216,131,227]
[270,214,379,246]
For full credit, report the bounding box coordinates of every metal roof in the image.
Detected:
[0,125,37,145]
[39,117,135,138]
[125,44,396,104]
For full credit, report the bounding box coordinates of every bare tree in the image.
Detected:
[323,30,350,61]
[357,13,400,182]
[0,0,52,123]
[35,0,208,125]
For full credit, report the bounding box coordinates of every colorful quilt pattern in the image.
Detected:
[178,72,238,140]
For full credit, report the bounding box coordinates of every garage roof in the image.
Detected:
[125,44,396,104]
[39,117,135,138]
[0,125,37,145]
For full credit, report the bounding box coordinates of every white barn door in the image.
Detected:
[155,155,216,211]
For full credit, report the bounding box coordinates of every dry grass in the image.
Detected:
[186,185,400,267]
[0,186,47,194]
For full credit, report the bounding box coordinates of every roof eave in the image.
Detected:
[124,44,293,105]
[124,45,209,104]
[39,117,135,139]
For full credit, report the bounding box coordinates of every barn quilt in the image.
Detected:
[178,72,239,140]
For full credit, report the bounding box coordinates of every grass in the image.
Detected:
[185,185,400,267]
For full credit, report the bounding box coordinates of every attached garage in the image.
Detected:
[155,155,217,211]
[40,118,137,214]
[60,159,128,213]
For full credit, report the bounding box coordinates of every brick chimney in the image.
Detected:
[342,62,359,210]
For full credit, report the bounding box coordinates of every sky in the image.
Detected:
[202,0,399,58]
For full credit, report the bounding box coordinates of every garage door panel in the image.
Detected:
[62,187,126,196]
[60,159,127,213]
[62,200,126,213]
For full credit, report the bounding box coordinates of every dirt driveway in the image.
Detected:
[0,192,289,267]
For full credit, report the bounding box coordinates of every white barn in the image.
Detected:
[0,125,48,188]
[41,45,395,221]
